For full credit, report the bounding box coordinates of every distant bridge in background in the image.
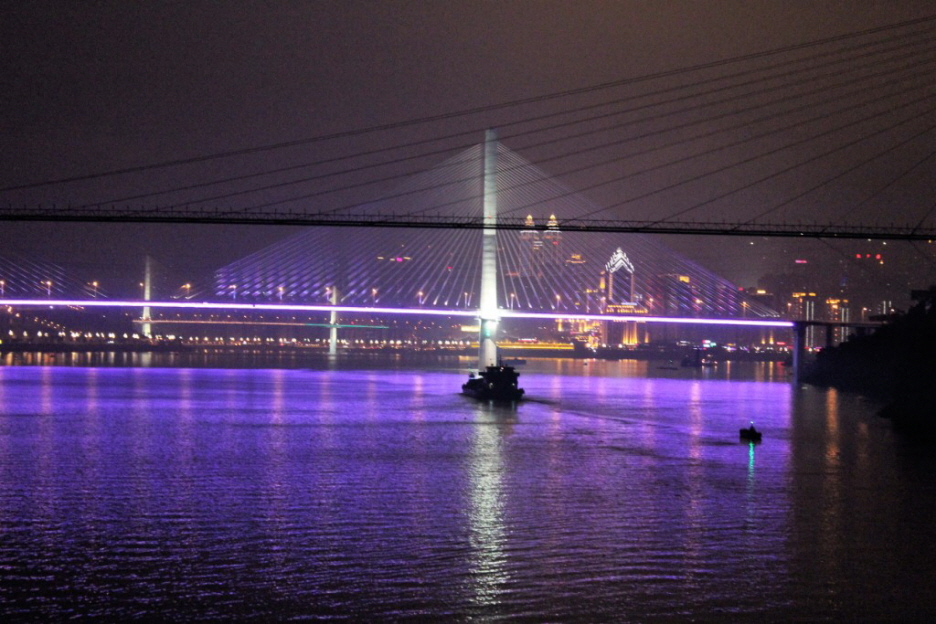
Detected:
[5,17,935,244]
[1,206,934,241]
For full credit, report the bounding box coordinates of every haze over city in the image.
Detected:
[2,1,935,306]
[2,3,936,621]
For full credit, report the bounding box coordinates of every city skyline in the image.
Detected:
[3,7,936,620]
[2,3,935,296]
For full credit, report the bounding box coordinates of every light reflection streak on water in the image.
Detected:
[688,381,704,456]
[547,371,564,400]
[363,371,380,422]
[3,362,929,620]
[34,367,61,569]
[634,377,661,451]
[79,369,102,533]
[818,387,843,585]
[0,368,9,531]
[172,368,198,562]
[270,367,286,422]
[825,387,840,456]
[746,440,757,524]
[410,374,426,421]
[748,441,756,485]
[177,368,193,434]
[317,369,336,451]
[467,405,510,608]
[682,381,706,582]
[39,366,54,416]
[37,366,54,496]
[265,369,289,576]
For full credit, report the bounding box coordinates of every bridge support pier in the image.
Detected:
[328,286,338,356]
[141,255,153,338]
[792,321,807,384]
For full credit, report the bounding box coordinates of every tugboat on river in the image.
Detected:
[462,363,525,401]
[739,422,762,442]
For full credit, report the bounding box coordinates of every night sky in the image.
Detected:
[2,1,934,299]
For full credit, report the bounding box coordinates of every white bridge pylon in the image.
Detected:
[478,128,499,369]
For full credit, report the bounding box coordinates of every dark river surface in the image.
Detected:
[1,354,935,622]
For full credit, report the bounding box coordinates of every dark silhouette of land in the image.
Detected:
[805,286,936,435]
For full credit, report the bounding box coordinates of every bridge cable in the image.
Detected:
[65,29,936,211]
[154,54,936,220]
[3,14,934,193]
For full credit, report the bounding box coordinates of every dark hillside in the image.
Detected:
[805,287,936,434]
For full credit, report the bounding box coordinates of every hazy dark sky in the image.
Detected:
[1,1,933,292]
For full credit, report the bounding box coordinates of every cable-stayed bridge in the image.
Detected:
[1,137,781,323]
[3,15,935,349]
[0,133,854,384]
[0,124,929,323]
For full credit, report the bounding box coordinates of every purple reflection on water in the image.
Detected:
[0,362,931,621]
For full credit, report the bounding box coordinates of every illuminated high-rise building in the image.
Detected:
[539,213,561,265]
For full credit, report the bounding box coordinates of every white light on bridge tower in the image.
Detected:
[328,286,339,356]
[478,128,499,368]
[142,255,153,337]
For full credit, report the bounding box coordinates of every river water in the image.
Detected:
[1,356,934,622]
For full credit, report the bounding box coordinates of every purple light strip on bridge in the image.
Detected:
[0,299,794,328]
[498,309,793,328]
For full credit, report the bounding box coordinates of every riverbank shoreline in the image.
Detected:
[802,287,936,436]
[0,341,791,363]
